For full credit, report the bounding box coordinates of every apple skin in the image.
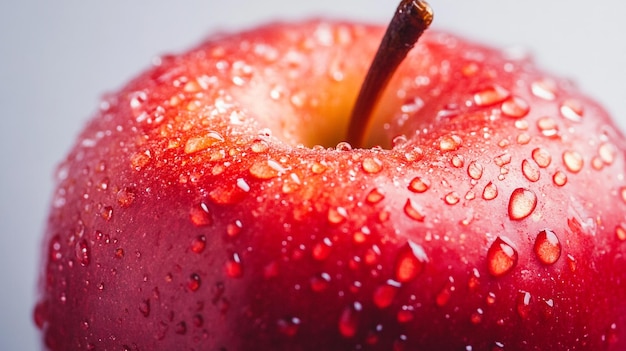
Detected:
[34,19,626,350]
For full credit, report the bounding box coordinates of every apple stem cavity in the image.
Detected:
[347,0,433,148]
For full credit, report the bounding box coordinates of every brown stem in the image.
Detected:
[347,0,433,148]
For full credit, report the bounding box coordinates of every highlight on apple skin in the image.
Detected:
[34,1,626,350]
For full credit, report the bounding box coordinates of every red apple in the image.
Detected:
[34,1,626,350]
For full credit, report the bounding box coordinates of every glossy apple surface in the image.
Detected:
[34,17,626,351]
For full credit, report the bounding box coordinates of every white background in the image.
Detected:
[1,0,624,349]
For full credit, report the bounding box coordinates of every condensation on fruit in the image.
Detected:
[408,176,429,193]
[394,241,428,283]
[563,150,584,173]
[521,159,540,182]
[508,188,538,220]
[310,272,332,292]
[338,301,362,338]
[553,170,568,186]
[516,291,532,319]
[531,147,552,168]
[487,236,518,277]
[74,239,91,267]
[312,237,333,261]
[188,273,201,292]
[373,279,401,309]
[361,156,383,174]
[533,229,562,265]
[277,317,302,337]
[404,198,425,222]
[226,252,243,278]
[190,235,207,254]
[537,117,559,137]
[560,98,584,122]
[501,96,530,118]
[482,182,498,200]
[439,134,462,152]
[189,203,212,227]
[473,85,510,106]
[531,78,557,100]
[467,161,483,180]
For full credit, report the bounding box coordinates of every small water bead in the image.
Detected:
[188,273,201,292]
[190,235,206,254]
[49,235,63,262]
[184,131,224,154]
[435,278,455,307]
[226,220,243,238]
[474,85,510,106]
[328,207,348,224]
[408,176,429,193]
[226,253,243,278]
[362,157,383,174]
[451,155,465,168]
[501,96,530,118]
[553,171,568,186]
[174,321,187,335]
[75,239,91,267]
[599,142,617,165]
[404,198,425,222]
[138,298,150,317]
[537,117,559,137]
[338,302,362,338]
[312,238,333,261]
[100,206,113,221]
[397,306,415,323]
[439,134,462,152]
[470,308,484,324]
[563,150,584,173]
[616,225,626,241]
[366,188,385,204]
[508,188,538,220]
[249,160,284,179]
[494,153,512,167]
[336,141,353,151]
[444,192,461,205]
[521,159,540,182]
[482,182,498,200]
[516,132,531,145]
[394,241,428,283]
[277,317,302,337]
[620,187,626,204]
[189,203,212,227]
[467,161,484,180]
[531,148,552,168]
[531,79,557,100]
[487,236,518,277]
[560,98,584,122]
[250,139,269,153]
[516,291,532,319]
[534,229,562,265]
[310,272,332,292]
[373,280,401,309]
[116,187,136,208]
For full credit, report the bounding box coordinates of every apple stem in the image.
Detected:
[347,0,433,148]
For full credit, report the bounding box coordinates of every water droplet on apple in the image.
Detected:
[394,241,428,283]
[494,153,512,167]
[366,188,385,204]
[470,308,484,324]
[552,171,568,186]
[537,117,560,138]
[563,150,584,173]
[560,98,584,122]
[508,188,537,220]
[190,235,206,254]
[531,148,552,168]
[451,154,465,168]
[101,206,113,221]
[362,157,383,174]
[517,132,531,145]
[468,268,481,290]
[598,142,617,165]
[312,238,333,261]
[444,192,460,205]
[482,182,498,200]
[49,235,63,262]
[336,141,352,151]
[75,239,90,267]
[397,305,415,323]
[310,272,332,292]
[531,79,557,100]
[516,291,532,319]
[474,85,510,106]
[501,96,530,118]
[338,302,361,338]
[226,253,243,278]
[522,159,540,182]
[33,301,48,329]
[616,224,626,241]
[116,187,136,208]
[534,229,561,265]
[277,316,301,337]
[487,236,518,277]
[250,139,269,153]
[435,279,454,307]
[188,273,201,292]
[189,203,212,227]
[328,206,348,224]
[408,176,429,193]
[467,161,483,180]
[139,298,150,317]
[226,219,243,238]
[174,321,187,335]
[486,292,497,305]
[373,279,401,309]
[250,159,284,179]
[115,248,124,259]
[184,131,224,154]
[404,198,425,221]
[439,135,462,152]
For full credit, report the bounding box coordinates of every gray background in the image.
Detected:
[1,0,624,349]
